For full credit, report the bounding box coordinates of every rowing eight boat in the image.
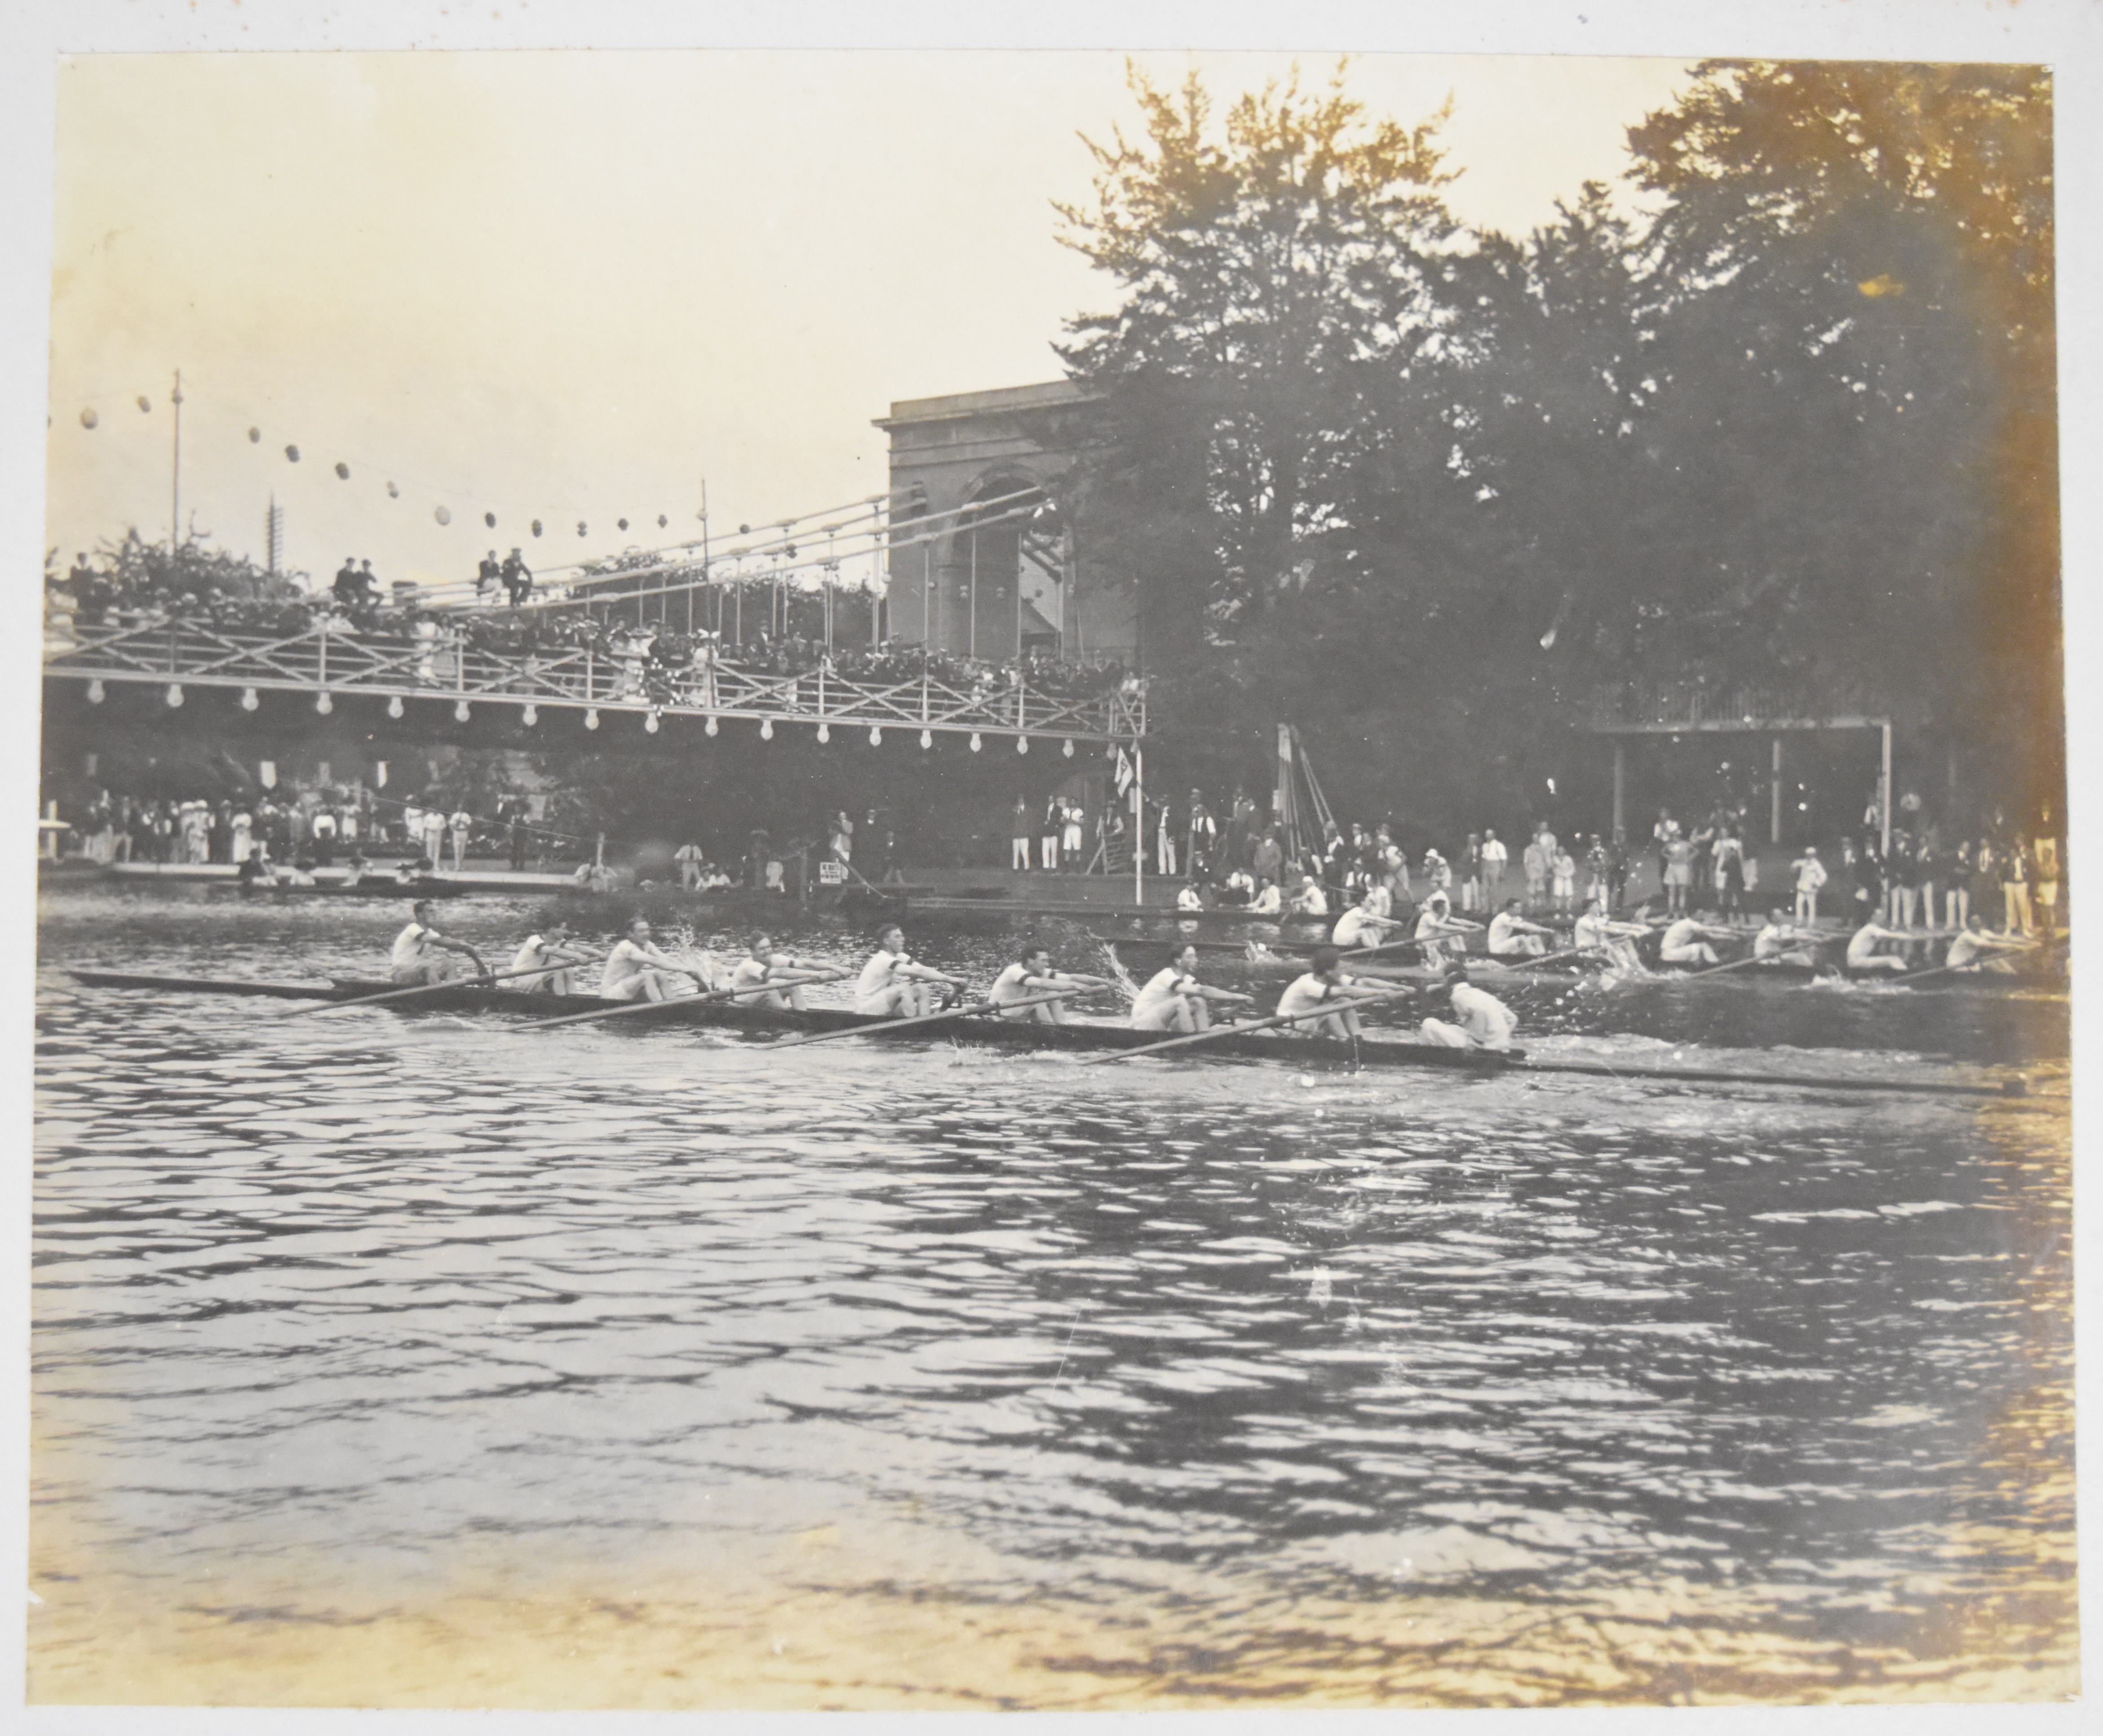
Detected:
[61,969,2032,1097]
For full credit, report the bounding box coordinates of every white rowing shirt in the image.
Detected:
[1332,907,1384,949]
[731,956,775,991]
[1130,966,1197,1029]
[390,922,434,975]
[1414,906,1452,940]
[1275,972,1342,1024]
[1487,911,1533,955]
[1573,911,1610,950]
[856,947,914,1013]
[509,934,567,987]
[601,937,667,1000]
[991,961,1044,1016]
[1755,922,1789,959]
[1450,981,1517,1048]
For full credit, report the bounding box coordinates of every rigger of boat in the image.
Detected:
[67,906,2037,1099]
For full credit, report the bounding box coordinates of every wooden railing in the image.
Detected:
[43,612,1145,743]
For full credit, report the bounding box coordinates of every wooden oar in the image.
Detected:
[766,988,1076,1051]
[280,951,608,1017]
[1689,952,1769,978]
[514,968,846,1033]
[1081,985,1426,1066]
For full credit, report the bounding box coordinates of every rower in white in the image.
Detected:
[1129,943,1254,1033]
[1248,876,1284,916]
[1420,965,1519,1050]
[1413,891,1481,968]
[731,933,826,1010]
[1332,886,1405,951]
[1944,913,2037,974]
[1845,919,1914,974]
[509,918,593,994]
[600,916,713,1002]
[389,900,486,986]
[1753,907,1823,968]
[1660,914,1736,966]
[990,944,1112,1025]
[1288,874,1330,917]
[1274,946,1392,1041]
[855,924,958,1017]
[1487,898,1556,959]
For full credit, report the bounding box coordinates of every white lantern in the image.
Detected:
[314,692,332,715]
[453,699,471,722]
[585,708,600,730]
[387,694,405,719]
[165,684,183,707]
[240,687,259,712]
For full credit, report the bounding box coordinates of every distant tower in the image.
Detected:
[266,494,285,574]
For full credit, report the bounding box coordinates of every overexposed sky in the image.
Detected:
[46,51,1694,590]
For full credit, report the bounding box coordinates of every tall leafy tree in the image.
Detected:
[1055,62,1463,663]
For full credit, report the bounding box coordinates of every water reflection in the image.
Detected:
[28,889,2076,1705]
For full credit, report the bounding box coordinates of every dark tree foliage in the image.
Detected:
[1057,59,2061,831]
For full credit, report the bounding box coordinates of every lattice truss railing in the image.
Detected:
[45,616,1145,742]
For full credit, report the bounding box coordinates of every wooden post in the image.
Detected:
[1612,739,1625,843]
[969,530,978,661]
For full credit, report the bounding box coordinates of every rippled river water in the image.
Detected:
[30,888,2076,1708]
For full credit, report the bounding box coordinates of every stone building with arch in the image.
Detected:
[874,381,1138,665]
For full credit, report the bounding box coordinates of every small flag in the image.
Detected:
[1115,748,1133,797]
[374,761,388,788]
[258,760,276,789]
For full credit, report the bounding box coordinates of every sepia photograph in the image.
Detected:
[13,0,2090,1718]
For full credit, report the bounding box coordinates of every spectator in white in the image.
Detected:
[1249,876,1284,916]
[1012,798,1034,872]
[1522,832,1550,908]
[1654,808,1682,893]
[2034,830,2060,935]
[1289,873,1329,917]
[1422,848,1453,902]
[2001,836,2034,936]
[1061,798,1084,870]
[1480,829,1508,902]
[1223,866,1255,906]
[1488,898,1554,959]
[448,808,473,873]
[1176,881,1205,913]
[1754,908,1823,968]
[1551,844,1578,914]
[1662,835,1695,915]
[1791,846,1827,922]
[674,841,705,891]
[828,810,854,866]
[1155,799,1178,878]
[421,808,447,869]
[230,806,253,864]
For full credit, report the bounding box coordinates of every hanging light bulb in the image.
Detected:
[521,703,537,726]
[454,699,471,723]
[760,718,774,740]
[704,716,719,737]
[969,733,981,753]
[919,729,932,749]
[86,679,104,704]
[387,694,404,719]
[1063,738,1075,758]
[165,684,183,707]
[816,723,830,743]
[240,687,259,712]
[315,692,333,715]
[1017,736,1029,755]
[869,727,882,746]
[80,408,98,429]
[584,708,600,730]
[644,710,660,734]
